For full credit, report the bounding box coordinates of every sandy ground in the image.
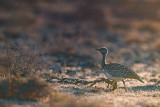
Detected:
[50,63,160,107]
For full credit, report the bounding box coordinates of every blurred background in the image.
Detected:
[0,0,160,68]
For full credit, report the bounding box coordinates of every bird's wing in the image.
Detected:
[104,63,141,79]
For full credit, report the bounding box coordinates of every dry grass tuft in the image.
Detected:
[0,42,45,77]
[0,77,51,101]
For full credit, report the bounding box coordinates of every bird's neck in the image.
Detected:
[102,54,106,68]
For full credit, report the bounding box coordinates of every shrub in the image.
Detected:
[0,77,51,101]
[0,42,45,77]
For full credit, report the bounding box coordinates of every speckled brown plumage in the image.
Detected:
[103,63,144,83]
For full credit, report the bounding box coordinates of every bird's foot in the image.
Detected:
[111,80,117,91]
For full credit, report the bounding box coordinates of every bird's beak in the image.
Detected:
[95,48,99,51]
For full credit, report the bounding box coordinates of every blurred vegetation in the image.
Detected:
[0,42,45,77]
[0,77,51,101]
[0,0,159,67]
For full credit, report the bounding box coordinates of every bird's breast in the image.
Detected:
[103,69,112,79]
[103,69,125,82]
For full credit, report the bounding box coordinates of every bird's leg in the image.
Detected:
[112,80,117,91]
[104,80,115,91]
[107,80,114,91]
[122,80,127,91]
[104,79,112,88]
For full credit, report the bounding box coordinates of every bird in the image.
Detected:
[95,47,144,91]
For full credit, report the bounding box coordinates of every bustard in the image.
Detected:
[96,47,144,91]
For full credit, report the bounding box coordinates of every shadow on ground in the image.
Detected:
[130,85,160,92]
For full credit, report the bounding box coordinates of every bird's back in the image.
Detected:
[103,63,143,83]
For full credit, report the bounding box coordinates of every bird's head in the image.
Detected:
[95,47,108,55]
